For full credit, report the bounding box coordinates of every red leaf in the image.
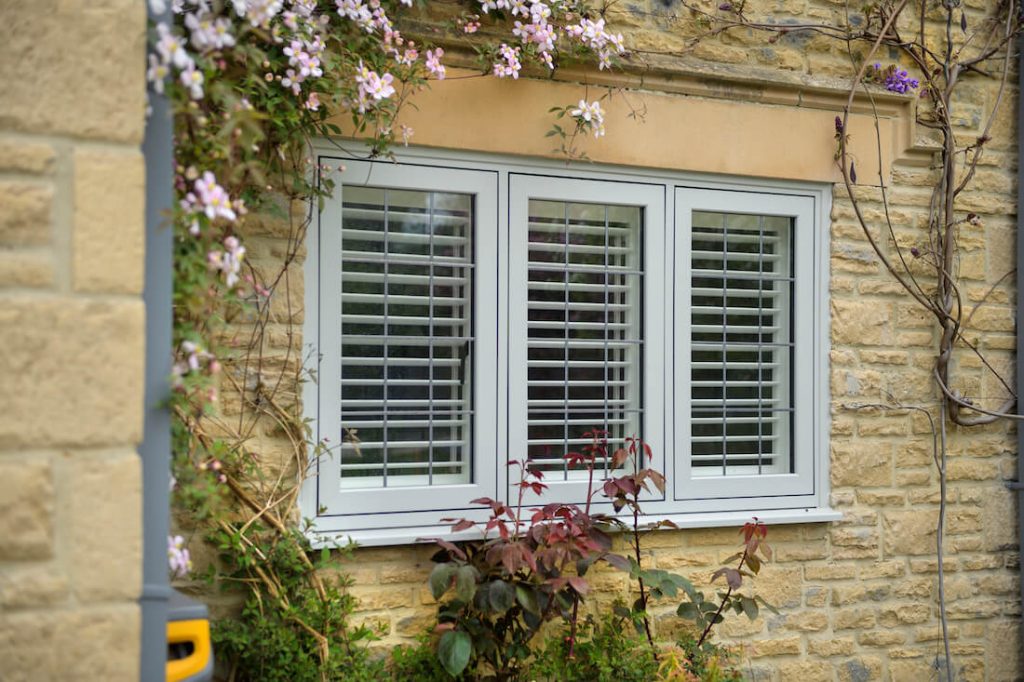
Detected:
[567,576,590,595]
[470,497,495,506]
[642,442,653,460]
[611,448,630,469]
[433,539,467,560]
[451,519,475,533]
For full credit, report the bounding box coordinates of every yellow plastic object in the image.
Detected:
[167,618,212,682]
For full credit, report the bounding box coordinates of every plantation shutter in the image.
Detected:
[339,186,474,488]
[524,200,644,479]
[689,210,793,476]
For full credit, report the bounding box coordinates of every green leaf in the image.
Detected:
[429,563,456,600]
[438,630,472,677]
[488,580,516,613]
[741,597,759,620]
[515,585,540,614]
[755,595,780,615]
[676,602,699,620]
[455,565,478,603]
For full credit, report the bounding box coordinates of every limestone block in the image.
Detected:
[0,3,145,143]
[882,509,939,556]
[0,564,68,609]
[68,451,141,603]
[72,147,144,294]
[0,138,56,174]
[0,181,52,247]
[0,251,54,289]
[831,441,892,487]
[0,297,144,448]
[0,458,54,560]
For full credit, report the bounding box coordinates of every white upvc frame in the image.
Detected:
[302,143,838,547]
[673,187,821,509]
[508,174,667,508]
[305,158,500,534]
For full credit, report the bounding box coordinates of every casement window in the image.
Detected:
[303,147,836,546]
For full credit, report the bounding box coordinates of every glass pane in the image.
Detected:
[339,187,474,488]
[526,199,643,480]
[691,211,793,477]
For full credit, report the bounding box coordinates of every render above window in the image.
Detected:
[302,147,837,546]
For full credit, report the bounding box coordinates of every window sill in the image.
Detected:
[306,506,841,549]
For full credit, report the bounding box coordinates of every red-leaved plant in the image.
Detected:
[426,432,776,678]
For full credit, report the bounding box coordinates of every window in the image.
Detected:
[303,148,835,545]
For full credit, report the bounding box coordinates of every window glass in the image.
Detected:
[339,186,474,487]
[690,210,793,476]
[525,199,643,479]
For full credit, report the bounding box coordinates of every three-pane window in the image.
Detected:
[304,151,830,544]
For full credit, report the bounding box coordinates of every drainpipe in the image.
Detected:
[140,1,174,679]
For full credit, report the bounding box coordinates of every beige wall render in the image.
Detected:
[0,1,147,681]
[225,1,1022,681]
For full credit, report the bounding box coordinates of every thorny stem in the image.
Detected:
[626,447,657,658]
[695,544,748,649]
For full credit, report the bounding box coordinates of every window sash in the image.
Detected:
[314,159,499,522]
[674,187,816,500]
[508,174,667,507]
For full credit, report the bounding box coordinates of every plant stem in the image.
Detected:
[937,396,953,682]
[696,546,748,649]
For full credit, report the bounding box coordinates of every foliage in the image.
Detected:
[426,452,619,678]
[427,435,774,679]
[210,526,384,682]
[394,607,742,682]
[529,610,660,682]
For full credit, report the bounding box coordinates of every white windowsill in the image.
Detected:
[306,506,842,549]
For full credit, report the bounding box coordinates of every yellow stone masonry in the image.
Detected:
[0,2,147,681]
[224,1,1021,680]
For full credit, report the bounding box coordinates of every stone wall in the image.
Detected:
[0,2,147,680]
[225,0,1022,680]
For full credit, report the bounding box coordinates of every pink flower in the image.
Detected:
[425,48,446,80]
[168,535,192,578]
[305,91,321,111]
[493,44,522,79]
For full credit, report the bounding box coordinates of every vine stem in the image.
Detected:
[938,395,952,682]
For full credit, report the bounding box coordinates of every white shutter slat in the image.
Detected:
[339,187,474,487]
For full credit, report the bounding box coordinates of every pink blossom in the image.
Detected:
[156,23,191,69]
[180,62,205,99]
[571,99,605,137]
[305,91,321,111]
[194,172,237,221]
[425,48,446,79]
[168,535,192,577]
[492,44,522,79]
[147,54,169,94]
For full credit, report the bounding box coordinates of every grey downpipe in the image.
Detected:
[141,0,174,679]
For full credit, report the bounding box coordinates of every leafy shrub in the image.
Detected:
[530,610,659,682]
[211,528,384,682]
[389,634,469,682]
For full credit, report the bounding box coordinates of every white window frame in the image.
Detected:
[302,144,838,547]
